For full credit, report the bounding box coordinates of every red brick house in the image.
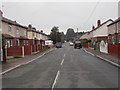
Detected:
[2,17,31,59]
[107,17,120,56]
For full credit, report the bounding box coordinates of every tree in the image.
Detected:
[66,28,75,41]
[61,32,65,43]
[50,26,62,44]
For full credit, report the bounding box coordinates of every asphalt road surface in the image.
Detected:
[2,43,118,88]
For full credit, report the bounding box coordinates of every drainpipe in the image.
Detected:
[115,23,118,44]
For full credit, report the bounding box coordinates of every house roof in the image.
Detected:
[93,19,113,31]
[2,17,28,29]
[107,17,120,26]
[2,34,14,39]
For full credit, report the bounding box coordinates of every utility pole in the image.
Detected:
[77,28,78,37]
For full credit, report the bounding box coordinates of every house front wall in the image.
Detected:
[117,21,120,33]
[41,34,45,40]
[27,31,33,39]
[93,21,113,37]
[2,21,16,37]
[108,24,116,34]
[14,26,27,38]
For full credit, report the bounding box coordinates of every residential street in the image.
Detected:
[2,43,118,88]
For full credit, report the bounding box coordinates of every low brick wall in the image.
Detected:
[24,45,32,55]
[82,43,88,48]
[32,45,36,52]
[7,46,22,56]
[108,44,120,56]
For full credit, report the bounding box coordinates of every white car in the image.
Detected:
[69,42,74,46]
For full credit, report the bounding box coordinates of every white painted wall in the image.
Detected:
[93,20,113,37]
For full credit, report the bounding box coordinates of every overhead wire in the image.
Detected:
[81,0,101,31]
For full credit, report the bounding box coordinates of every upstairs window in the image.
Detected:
[118,34,120,44]
[16,28,19,34]
[24,31,26,36]
[8,25,12,33]
[33,33,34,37]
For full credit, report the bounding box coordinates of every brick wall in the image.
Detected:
[7,46,22,56]
[24,45,32,55]
[82,43,88,48]
[108,44,120,56]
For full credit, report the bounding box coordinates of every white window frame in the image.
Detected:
[16,28,19,35]
[24,31,26,36]
[6,40,12,47]
[8,25,12,33]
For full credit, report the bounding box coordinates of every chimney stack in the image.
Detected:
[0,10,3,17]
[92,26,95,30]
[28,24,32,28]
[41,30,43,33]
[14,21,16,23]
[97,20,101,27]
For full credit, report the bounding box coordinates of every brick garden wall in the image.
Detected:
[108,44,120,56]
[7,46,22,56]
[82,43,88,48]
[24,45,32,55]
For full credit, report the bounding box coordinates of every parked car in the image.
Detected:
[69,42,74,46]
[74,41,82,49]
[56,42,62,48]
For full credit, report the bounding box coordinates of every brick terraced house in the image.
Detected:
[107,17,120,56]
[2,16,49,62]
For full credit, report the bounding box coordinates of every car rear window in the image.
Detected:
[75,41,81,44]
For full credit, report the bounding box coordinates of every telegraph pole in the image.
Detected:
[77,28,78,37]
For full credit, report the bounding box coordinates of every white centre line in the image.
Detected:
[51,70,60,90]
[61,59,64,66]
[64,54,66,57]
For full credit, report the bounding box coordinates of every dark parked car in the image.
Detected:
[74,41,82,49]
[56,42,62,48]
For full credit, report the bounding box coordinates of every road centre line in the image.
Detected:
[61,59,64,66]
[64,54,66,57]
[51,70,60,90]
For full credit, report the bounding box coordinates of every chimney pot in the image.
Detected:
[41,30,43,33]
[92,26,95,30]
[28,24,32,28]
[97,20,101,27]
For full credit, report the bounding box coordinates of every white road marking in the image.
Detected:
[61,59,64,66]
[0,64,21,75]
[51,70,60,90]
[96,55,120,67]
[83,49,120,67]
[1,48,55,75]
[64,54,66,57]
[84,49,95,56]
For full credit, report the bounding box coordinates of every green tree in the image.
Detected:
[66,28,75,41]
[61,32,65,43]
[50,26,62,44]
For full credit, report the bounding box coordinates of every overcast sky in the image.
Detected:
[1,1,119,34]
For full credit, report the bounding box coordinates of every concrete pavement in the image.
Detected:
[2,43,118,88]
[83,48,120,67]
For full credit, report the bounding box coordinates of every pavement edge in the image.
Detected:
[83,48,120,67]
